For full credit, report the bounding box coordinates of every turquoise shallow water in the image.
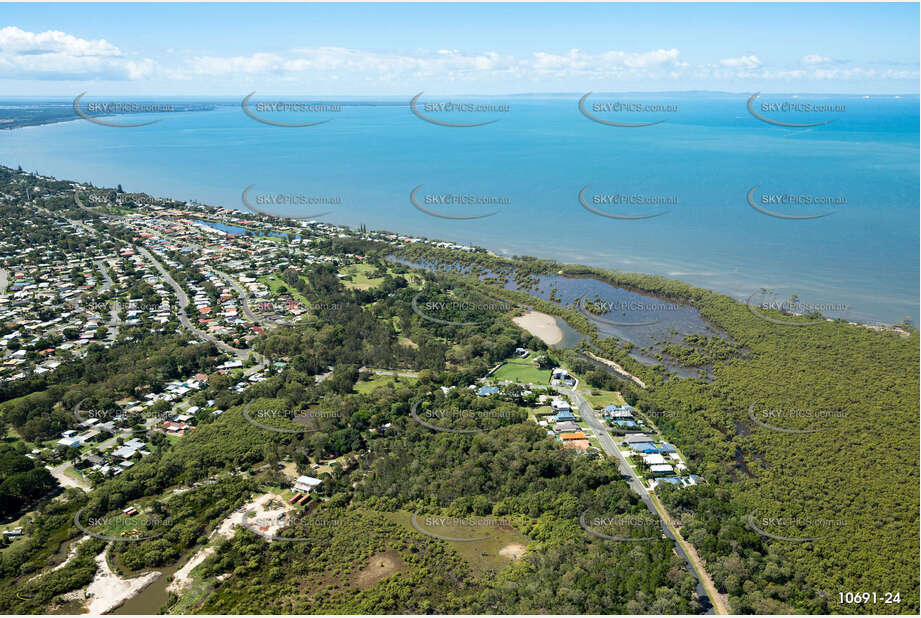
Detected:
[1,93,917,324]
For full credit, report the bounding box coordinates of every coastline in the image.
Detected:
[512,311,564,346]
[3,162,916,330]
[84,548,162,615]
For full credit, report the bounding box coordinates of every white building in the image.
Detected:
[293,475,322,493]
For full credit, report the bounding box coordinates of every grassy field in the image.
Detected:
[258,275,310,307]
[339,263,424,291]
[353,373,417,395]
[490,357,550,384]
[578,387,627,409]
[339,263,386,290]
[384,510,529,576]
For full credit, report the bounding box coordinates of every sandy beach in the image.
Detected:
[168,492,295,593]
[513,311,563,346]
[85,547,161,615]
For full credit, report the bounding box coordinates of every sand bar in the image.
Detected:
[85,547,161,614]
[513,311,563,345]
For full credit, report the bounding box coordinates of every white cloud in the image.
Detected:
[719,55,761,69]
[0,26,121,57]
[181,47,522,81]
[179,46,687,82]
[0,26,915,87]
[801,54,833,66]
[0,26,153,80]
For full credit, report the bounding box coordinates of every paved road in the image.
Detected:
[560,382,722,614]
[137,246,259,364]
[560,384,654,509]
[95,259,114,293]
[214,270,261,324]
[0,267,8,299]
[106,299,121,342]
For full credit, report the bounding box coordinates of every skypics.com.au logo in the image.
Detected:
[747,93,845,128]
[576,295,682,327]
[410,185,511,220]
[410,400,517,434]
[410,511,514,542]
[747,403,847,434]
[579,509,663,542]
[241,93,340,127]
[578,186,678,220]
[746,186,846,220]
[241,185,341,220]
[746,290,850,326]
[579,93,677,127]
[242,401,344,434]
[410,92,509,127]
[73,92,177,127]
[74,508,174,542]
[411,291,514,326]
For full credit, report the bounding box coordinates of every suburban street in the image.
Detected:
[94,259,113,293]
[137,246,258,363]
[215,270,261,324]
[560,382,727,615]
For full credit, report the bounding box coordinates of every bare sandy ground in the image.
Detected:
[499,543,527,560]
[84,547,161,615]
[47,463,91,490]
[584,351,647,389]
[27,535,90,583]
[513,311,563,345]
[168,493,295,593]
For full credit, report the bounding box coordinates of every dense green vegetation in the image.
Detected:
[1,170,916,615]
[0,444,58,518]
[0,332,221,441]
[397,242,920,615]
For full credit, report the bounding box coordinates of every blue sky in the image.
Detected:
[1,2,918,95]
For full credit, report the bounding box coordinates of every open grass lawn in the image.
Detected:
[491,358,550,384]
[339,263,422,291]
[384,510,529,576]
[353,373,417,395]
[578,387,627,409]
[339,263,386,290]
[258,275,311,308]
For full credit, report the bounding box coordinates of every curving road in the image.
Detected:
[214,270,261,324]
[137,246,260,365]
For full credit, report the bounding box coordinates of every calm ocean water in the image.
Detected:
[1,93,917,325]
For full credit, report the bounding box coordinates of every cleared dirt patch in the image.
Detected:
[498,543,526,560]
[351,550,405,590]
